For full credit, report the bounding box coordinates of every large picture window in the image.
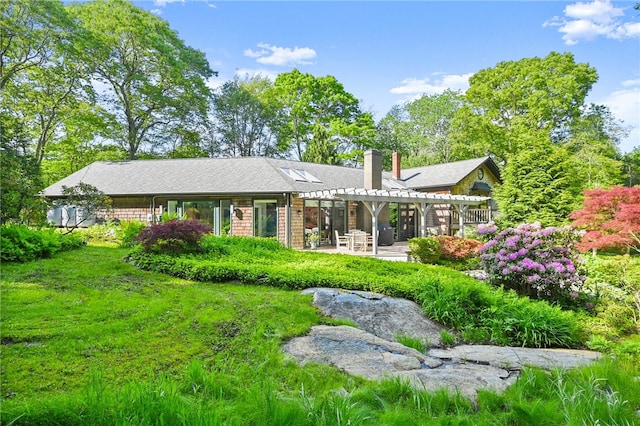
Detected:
[166,199,231,235]
[254,199,277,237]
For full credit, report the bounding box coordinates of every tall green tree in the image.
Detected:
[269,69,375,164]
[452,52,598,163]
[0,114,46,224]
[623,148,640,187]
[67,0,215,160]
[565,104,625,188]
[494,136,582,227]
[403,89,464,164]
[212,75,279,157]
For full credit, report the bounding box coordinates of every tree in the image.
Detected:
[565,104,625,189]
[623,148,640,187]
[0,114,46,224]
[403,90,464,164]
[494,137,582,227]
[570,186,640,254]
[67,0,215,159]
[269,69,375,164]
[212,75,279,157]
[452,52,598,164]
[0,0,76,90]
[56,183,112,232]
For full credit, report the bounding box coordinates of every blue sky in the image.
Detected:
[136,0,639,153]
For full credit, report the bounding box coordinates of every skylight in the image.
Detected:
[280,167,322,183]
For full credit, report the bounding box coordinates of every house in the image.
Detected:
[388,154,501,238]
[42,151,501,250]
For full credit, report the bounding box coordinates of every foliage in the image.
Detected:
[583,255,640,336]
[135,219,212,255]
[623,147,640,187]
[269,68,376,164]
[67,0,215,159]
[494,141,582,227]
[375,90,465,167]
[479,222,588,309]
[570,186,640,254]
[565,104,626,189]
[436,236,483,261]
[116,220,146,248]
[0,114,47,225]
[0,224,84,261]
[3,244,638,424]
[452,52,598,164]
[128,235,584,348]
[407,237,442,264]
[212,75,280,157]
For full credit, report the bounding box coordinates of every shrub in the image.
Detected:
[118,220,146,248]
[407,237,441,264]
[437,236,483,261]
[479,222,588,309]
[0,224,84,262]
[135,220,212,255]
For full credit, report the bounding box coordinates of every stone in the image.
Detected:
[301,287,449,346]
[284,288,601,400]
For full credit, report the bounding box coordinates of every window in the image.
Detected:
[166,199,231,235]
[280,167,322,183]
[254,199,277,237]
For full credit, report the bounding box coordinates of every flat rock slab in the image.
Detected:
[428,345,601,371]
[283,325,516,399]
[285,288,601,400]
[302,287,449,346]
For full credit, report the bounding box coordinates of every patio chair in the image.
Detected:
[352,231,368,252]
[335,230,350,251]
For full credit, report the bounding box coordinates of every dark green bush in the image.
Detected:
[407,237,442,264]
[0,224,84,262]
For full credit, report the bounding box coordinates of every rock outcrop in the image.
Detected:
[283,288,601,399]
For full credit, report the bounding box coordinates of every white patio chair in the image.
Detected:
[335,230,350,251]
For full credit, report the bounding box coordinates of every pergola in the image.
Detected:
[298,187,490,255]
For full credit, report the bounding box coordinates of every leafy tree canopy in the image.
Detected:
[67,0,216,160]
[452,52,598,163]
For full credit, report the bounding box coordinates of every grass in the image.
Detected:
[1,243,639,425]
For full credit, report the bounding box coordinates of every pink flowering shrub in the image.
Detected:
[479,222,588,309]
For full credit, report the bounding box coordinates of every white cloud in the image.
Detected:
[154,0,185,7]
[390,73,473,97]
[243,43,316,66]
[234,68,280,81]
[544,0,639,45]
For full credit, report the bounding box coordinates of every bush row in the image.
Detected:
[0,224,85,262]
[127,235,585,348]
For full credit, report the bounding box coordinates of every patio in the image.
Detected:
[305,240,412,262]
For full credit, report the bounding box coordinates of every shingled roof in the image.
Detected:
[399,156,501,190]
[41,157,371,197]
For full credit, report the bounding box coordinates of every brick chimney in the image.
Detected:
[392,152,402,180]
[364,149,382,190]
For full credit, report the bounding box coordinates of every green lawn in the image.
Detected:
[1,244,639,425]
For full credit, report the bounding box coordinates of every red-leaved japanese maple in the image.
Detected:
[570,186,640,253]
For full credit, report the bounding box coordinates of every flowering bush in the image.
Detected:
[135,220,212,255]
[479,222,588,309]
[437,236,484,261]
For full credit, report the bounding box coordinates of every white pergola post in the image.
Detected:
[452,204,469,237]
[414,202,433,237]
[361,200,387,256]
